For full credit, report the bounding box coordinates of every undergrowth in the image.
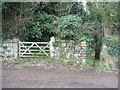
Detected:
[84,58,114,73]
[3,57,115,73]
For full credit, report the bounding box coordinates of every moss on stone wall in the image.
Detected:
[100,36,119,71]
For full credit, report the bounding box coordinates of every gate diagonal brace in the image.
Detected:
[21,43,31,53]
[20,43,35,57]
[34,43,49,56]
[38,43,50,53]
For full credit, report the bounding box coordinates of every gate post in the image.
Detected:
[81,41,87,64]
[13,38,19,59]
[50,36,55,58]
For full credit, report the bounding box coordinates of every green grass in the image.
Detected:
[9,57,115,73]
[20,57,63,65]
[45,58,63,65]
[84,58,113,73]
[95,62,113,73]
[62,59,77,66]
[14,58,31,64]
[53,59,63,65]
[108,36,118,42]
[46,58,53,63]
[84,59,95,69]
[32,61,38,64]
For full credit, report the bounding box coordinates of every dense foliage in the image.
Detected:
[23,12,56,41]
[53,15,83,40]
[104,36,119,57]
[2,2,118,40]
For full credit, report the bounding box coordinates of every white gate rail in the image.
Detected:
[19,41,50,58]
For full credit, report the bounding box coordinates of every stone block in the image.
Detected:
[74,54,80,59]
[81,41,87,46]
[62,43,66,47]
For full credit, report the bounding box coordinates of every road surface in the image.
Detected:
[2,66,118,88]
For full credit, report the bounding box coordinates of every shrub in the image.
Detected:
[53,15,83,40]
[23,12,56,41]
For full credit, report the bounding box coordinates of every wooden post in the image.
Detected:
[50,36,55,58]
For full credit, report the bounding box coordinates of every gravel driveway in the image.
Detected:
[2,66,118,88]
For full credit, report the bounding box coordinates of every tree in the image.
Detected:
[23,12,56,41]
[2,2,38,39]
[92,2,119,70]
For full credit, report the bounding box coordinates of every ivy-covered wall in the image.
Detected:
[100,36,119,71]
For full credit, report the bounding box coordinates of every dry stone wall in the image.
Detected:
[0,38,19,61]
[50,37,87,64]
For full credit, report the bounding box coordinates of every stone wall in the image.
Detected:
[99,36,119,71]
[50,37,87,64]
[0,38,19,61]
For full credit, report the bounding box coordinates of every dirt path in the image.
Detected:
[2,66,118,88]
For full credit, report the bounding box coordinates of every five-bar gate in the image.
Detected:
[19,42,50,58]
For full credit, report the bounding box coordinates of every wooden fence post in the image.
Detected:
[50,36,55,58]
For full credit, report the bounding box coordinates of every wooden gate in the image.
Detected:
[19,42,50,58]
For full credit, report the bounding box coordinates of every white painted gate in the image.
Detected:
[19,42,50,58]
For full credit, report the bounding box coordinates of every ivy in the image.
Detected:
[100,56,104,61]
[52,41,61,47]
[108,47,119,57]
[103,36,119,57]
